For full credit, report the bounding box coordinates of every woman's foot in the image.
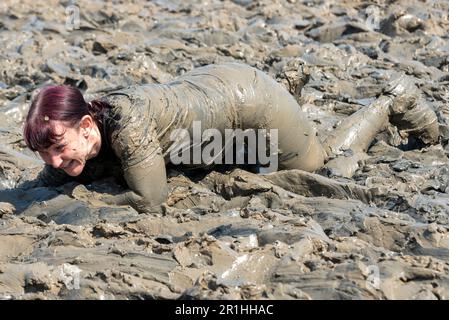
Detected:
[384,73,440,144]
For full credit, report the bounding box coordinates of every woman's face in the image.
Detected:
[38,120,94,176]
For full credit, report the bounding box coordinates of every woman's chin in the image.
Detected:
[64,162,84,176]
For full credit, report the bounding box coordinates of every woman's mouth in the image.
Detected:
[61,160,74,169]
[61,159,84,177]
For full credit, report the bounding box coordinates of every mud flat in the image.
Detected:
[1,0,449,299]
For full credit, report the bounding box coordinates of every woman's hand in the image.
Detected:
[99,191,164,213]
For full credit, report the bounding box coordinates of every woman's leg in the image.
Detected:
[255,70,439,176]
[317,73,439,177]
[181,63,330,172]
[267,91,392,174]
[322,95,392,157]
[178,64,438,176]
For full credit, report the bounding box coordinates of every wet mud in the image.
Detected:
[1,0,449,299]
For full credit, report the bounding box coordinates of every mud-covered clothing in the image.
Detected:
[38,63,327,212]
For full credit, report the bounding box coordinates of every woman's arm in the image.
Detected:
[100,153,168,213]
[101,91,169,213]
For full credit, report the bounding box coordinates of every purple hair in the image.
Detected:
[23,85,110,151]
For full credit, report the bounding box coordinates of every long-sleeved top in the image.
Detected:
[36,63,326,212]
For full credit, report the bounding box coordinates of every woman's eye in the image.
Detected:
[56,145,66,151]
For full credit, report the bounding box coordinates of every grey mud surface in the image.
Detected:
[1,0,449,299]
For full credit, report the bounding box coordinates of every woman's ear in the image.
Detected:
[79,115,93,137]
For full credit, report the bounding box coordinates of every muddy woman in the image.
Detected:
[23,63,439,213]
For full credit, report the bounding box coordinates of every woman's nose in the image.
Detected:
[46,154,64,169]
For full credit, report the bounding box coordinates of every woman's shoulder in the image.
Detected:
[100,89,133,115]
[100,86,148,114]
[99,87,150,135]
[99,87,155,158]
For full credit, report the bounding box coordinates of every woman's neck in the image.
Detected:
[86,121,102,160]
